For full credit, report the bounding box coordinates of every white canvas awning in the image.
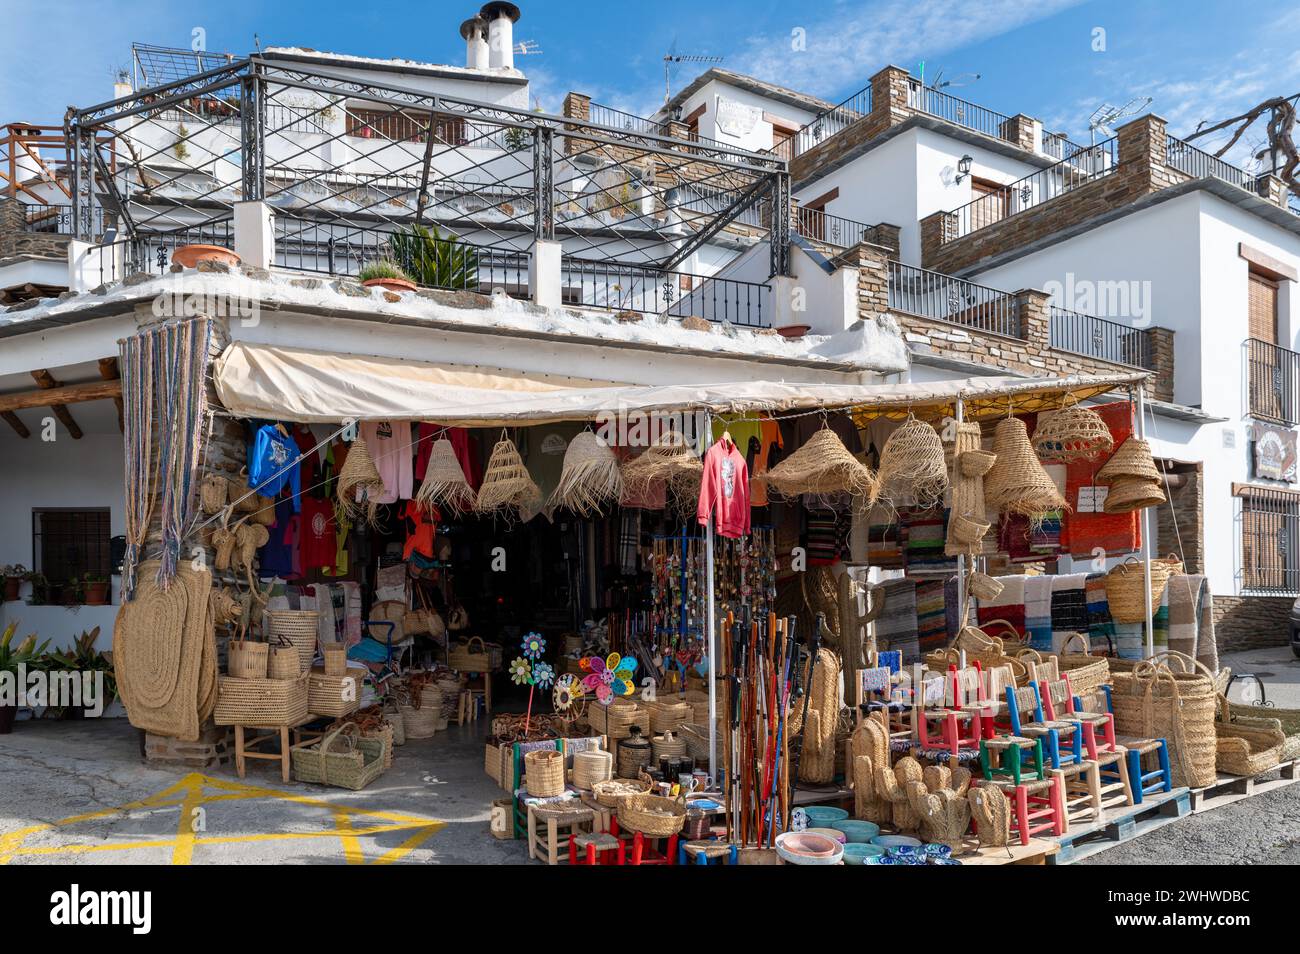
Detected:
[213,341,1148,425]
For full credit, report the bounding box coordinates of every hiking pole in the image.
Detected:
[786,612,824,828]
[765,615,796,845]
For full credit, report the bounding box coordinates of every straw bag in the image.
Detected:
[400,685,443,740]
[1055,633,1111,697]
[1110,651,1219,788]
[322,643,347,677]
[266,610,320,672]
[291,724,386,791]
[524,748,565,797]
[200,474,228,514]
[617,793,687,837]
[448,636,492,672]
[1105,556,1178,623]
[967,571,1004,602]
[1215,700,1286,777]
[228,637,268,680]
[267,636,300,680]
[370,600,406,642]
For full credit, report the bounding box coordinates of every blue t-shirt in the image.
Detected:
[258,497,296,578]
[248,424,302,510]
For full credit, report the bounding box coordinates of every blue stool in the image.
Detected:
[1006,683,1084,769]
[1099,686,1173,803]
[677,839,738,865]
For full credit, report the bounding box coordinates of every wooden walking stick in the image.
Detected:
[786,612,824,827]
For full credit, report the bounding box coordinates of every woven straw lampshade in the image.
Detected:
[547,431,623,516]
[621,430,702,497]
[415,438,477,516]
[1031,404,1115,462]
[476,434,543,520]
[336,437,386,525]
[876,417,947,510]
[763,426,878,502]
[983,417,1067,517]
[1103,476,1167,513]
[1096,437,1161,484]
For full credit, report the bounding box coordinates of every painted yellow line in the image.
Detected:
[371,824,444,865]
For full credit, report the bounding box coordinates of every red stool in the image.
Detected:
[978,775,1066,846]
[622,830,680,865]
[569,831,624,865]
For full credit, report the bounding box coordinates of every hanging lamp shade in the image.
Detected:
[983,417,1067,518]
[876,417,947,510]
[547,431,623,516]
[336,436,386,525]
[1096,437,1161,484]
[476,434,542,521]
[1031,403,1114,462]
[762,426,878,501]
[415,438,477,516]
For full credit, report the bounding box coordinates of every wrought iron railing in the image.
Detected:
[1247,336,1300,426]
[887,261,1020,337]
[771,82,872,162]
[589,103,665,136]
[1042,132,1090,161]
[907,80,1015,143]
[562,256,771,328]
[1049,306,1153,369]
[793,207,875,250]
[21,202,109,237]
[1239,486,1300,594]
[942,138,1119,241]
[1165,134,1261,193]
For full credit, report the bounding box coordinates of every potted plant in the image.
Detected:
[0,623,49,734]
[42,627,115,720]
[82,573,110,606]
[388,224,478,291]
[358,259,417,294]
[25,572,48,606]
[1,564,26,602]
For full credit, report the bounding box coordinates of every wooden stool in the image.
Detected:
[527,802,594,865]
[1114,736,1173,803]
[233,715,314,783]
[580,795,615,833]
[980,735,1045,784]
[978,775,1065,846]
[619,829,680,865]
[457,689,479,725]
[919,707,982,757]
[678,839,738,865]
[569,831,623,865]
[1052,760,1105,831]
[1093,748,1135,810]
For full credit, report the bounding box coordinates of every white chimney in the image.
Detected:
[479,2,520,71]
[460,16,489,70]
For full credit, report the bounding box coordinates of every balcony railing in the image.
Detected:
[588,103,666,136]
[943,138,1119,241]
[1240,486,1300,594]
[563,256,771,328]
[1247,337,1300,425]
[1042,132,1090,161]
[1165,134,1262,194]
[907,80,1016,143]
[21,202,109,238]
[793,207,875,250]
[887,261,1020,338]
[1049,306,1153,369]
[772,82,872,162]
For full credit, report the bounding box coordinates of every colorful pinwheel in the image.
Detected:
[580,652,638,705]
[532,661,555,689]
[509,657,532,686]
[552,673,585,713]
[522,632,546,660]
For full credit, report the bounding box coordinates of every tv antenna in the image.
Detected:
[921,63,981,91]
[663,38,723,103]
[1088,96,1152,144]
[514,39,542,56]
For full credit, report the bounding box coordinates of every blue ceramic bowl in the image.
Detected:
[802,805,850,827]
[841,843,887,865]
[871,834,922,851]
[929,857,963,865]
[832,820,881,844]
[921,843,952,858]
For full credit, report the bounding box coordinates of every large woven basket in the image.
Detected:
[591,776,651,808]
[1221,699,1300,762]
[266,610,320,671]
[1110,651,1219,788]
[647,699,692,733]
[589,699,650,740]
[573,748,613,789]
[524,748,566,797]
[1215,714,1286,777]
[1104,557,1179,624]
[617,793,687,836]
[1055,633,1111,697]
[291,725,386,791]
[401,689,443,740]
[228,640,268,680]
[448,636,492,672]
[306,667,361,718]
[213,673,309,726]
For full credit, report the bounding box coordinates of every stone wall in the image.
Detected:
[1212,595,1293,652]
[0,196,68,263]
[1156,466,1204,574]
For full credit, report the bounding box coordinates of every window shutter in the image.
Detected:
[1248,271,1279,343]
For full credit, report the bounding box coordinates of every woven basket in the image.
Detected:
[322,643,347,677]
[524,748,566,797]
[387,708,406,747]
[448,636,492,672]
[1055,633,1112,697]
[573,748,613,789]
[291,725,386,791]
[266,610,320,671]
[1215,708,1286,777]
[1110,651,1219,788]
[960,449,997,478]
[329,715,396,770]
[401,690,443,740]
[678,723,713,762]
[617,793,687,836]
[589,699,650,740]
[228,640,268,680]
[648,699,692,733]
[306,667,360,718]
[950,512,991,546]
[213,674,309,726]
[1105,556,1178,624]
[200,474,228,514]
[967,571,1004,602]
[651,729,688,762]
[1221,700,1300,761]
[267,638,300,680]
[591,776,652,808]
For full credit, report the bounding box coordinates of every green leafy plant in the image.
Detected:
[503,126,532,151]
[357,258,411,283]
[43,627,116,715]
[25,572,49,606]
[0,622,49,675]
[174,124,191,160]
[387,224,478,290]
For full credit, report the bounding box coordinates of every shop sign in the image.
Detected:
[1254,424,1297,482]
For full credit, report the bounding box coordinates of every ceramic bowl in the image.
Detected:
[774,831,844,866]
[807,827,847,844]
[871,834,922,850]
[842,843,887,865]
[921,843,952,858]
[801,805,850,827]
[832,820,881,843]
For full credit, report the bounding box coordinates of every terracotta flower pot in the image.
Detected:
[776,324,811,339]
[3,578,19,602]
[84,581,110,606]
[170,244,241,269]
[362,277,417,294]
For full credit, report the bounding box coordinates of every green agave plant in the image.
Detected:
[387,224,478,291]
[43,627,117,713]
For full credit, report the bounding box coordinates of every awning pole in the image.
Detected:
[1136,386,1155,658]
[704,411,719,783]
[954,398,966,615]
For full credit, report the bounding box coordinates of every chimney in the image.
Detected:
[479,1,520,71]
[460,15,489,70]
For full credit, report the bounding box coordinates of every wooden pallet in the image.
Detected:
[1046,787,1191,865]
[1187,759,1300,813]
[954,836,1060,865]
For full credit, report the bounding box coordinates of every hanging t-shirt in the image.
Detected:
[749,418,784,507]
[292,424,322,490]
[248,424,302,510]
[300,496,337,573]
[257,496,297,578]
[360,421,414,503]
[697,437,751,539]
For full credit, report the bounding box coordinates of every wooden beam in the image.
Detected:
[32,369,84,440]
[97,356,124,433]
[0,378,119,415]
[1,411,30,438]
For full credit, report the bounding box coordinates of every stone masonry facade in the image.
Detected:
[0,196,69,265]
[1212,596,1293,652]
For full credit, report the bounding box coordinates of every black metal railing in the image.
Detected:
[793,207,875,249]
[1239,486,1300,594]
[943,138,1119,240]
[772,82,872,162]
[1165,134,1261,193]
[562,256,771,328]
[1042,132,1090,161]
[1049,306,1153,369]
[887,261,1020,337]
[907,80,1015,143]
[589,103,665,136]
[21,203,109,238]
[1247,337,1300,425]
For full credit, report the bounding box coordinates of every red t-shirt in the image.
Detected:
[300,497,337,572]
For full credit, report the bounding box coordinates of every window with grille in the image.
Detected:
[32,508,112,584]
[346,107,466,145]
[1239,487,1300,593]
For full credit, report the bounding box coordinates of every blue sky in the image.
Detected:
[3,0,1297,162]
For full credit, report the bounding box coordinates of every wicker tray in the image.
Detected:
[306,667,361,718]
[213,673,309,726]
[617,793,687,836]
[590,776,651,808]
[291,725,386,790]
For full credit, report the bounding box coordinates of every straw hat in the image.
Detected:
[547,431,623,516]
[415,438,477,516]
[877,418,946,510]
[1096,437,1160,484]
[1031,404,1114,462]
[983,417,1067,518]
[763,426,878,501]
[336,437,386,525]
[476,434,543,520]
[1103,476,1167,513]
